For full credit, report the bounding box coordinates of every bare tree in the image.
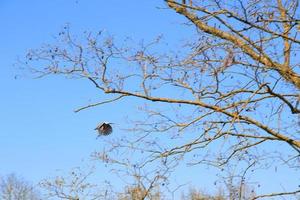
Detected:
[40,167,111,200]
[0,174,40,200]
[118,185,162,200]
[23,0,300,199]
[39,164,165,200]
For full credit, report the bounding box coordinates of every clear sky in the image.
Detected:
[0,0,299,198]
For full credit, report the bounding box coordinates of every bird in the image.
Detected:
[95,122,113,136]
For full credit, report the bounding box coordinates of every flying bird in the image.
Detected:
[95,122,113,136]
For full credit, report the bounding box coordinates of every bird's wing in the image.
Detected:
[95,123,104,130]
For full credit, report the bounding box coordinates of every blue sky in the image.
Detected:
[0,0,299,198]
[0,0,196,190]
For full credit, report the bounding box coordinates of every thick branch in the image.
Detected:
[96,85,300,149]
[252,189,300,200]
[166,0,300,89]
